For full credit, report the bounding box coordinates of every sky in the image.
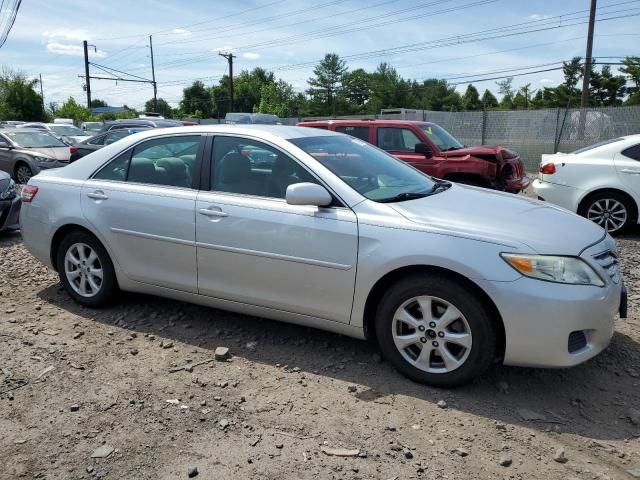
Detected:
[0,0,638,110]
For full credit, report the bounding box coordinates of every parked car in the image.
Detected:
[18,122,90,145]
[533,135,640,234]
[298,119,529,193]
[81,121,104,134]
[0,120,25,127]
[0,170,20,232]
[19,125,625,387]
[53,118,74,125]
[225,113,282,125]
[0,128,73,183]
[71,127,152,162]
[98,118,183,133]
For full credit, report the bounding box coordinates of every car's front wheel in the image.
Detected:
[15,163,33,184]
[375,274,496,388]
[579,191,635,235]
[56,230,117,307]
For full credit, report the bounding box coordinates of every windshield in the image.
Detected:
[5,131,66,148]
[420,123,464,151]
[50,125,87,136]
[252,114,281,124]
[290,135,440,202]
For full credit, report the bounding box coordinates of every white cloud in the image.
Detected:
[539,78,555,85]
[529,14,551,21]
[46,42,106,58]
[211,45,233,53]
[171,28,191,36]
[242,52,260,60]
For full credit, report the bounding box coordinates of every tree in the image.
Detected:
[307,53,348,115]
[621,56,640,105]
[233,67,275,113]
[590,66,626,106]
[258,80,299,117]
[180,81,213,118]
[562,57,583,89]
[513,84,534,109]
[55,97,92,123]
[461,84,482,110]
[0,69,46,121]
[342,68,372,113]
[90,99,108,108]
[481,89,498,109]
[144,97,173,117]
[496,77,514,109]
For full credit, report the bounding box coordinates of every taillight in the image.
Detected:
[540,163,556,174]
[70,146,78,154]
[21,185,39,202]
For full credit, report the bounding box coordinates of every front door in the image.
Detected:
[196,135,358,323]
[81,134,204,293]
[376,126,437,174]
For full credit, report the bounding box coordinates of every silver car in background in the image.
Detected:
[0,128,73,183]
[19,126,626,387]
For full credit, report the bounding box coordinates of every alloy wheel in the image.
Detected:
[586,198,627,233]
[392,295,472,374]
[64,243,104,298]
[15,165,32,184]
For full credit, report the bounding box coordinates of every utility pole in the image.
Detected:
[83,40,92,109]
[580,0,597,108]
[38,73,44,110]
[219,52,236,113]
[149,35,157,112]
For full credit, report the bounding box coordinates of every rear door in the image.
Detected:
[195,134,359,323]
[375,126,436,173]
[81,134,204,293]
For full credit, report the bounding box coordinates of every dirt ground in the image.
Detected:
[2,207,640,479]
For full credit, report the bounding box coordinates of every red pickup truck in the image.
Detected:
[297,119,529,193]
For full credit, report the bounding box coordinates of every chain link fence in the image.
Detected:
[192,105,640,171]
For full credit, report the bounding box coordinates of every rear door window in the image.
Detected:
[377,127,421,152]
[622,144,640,161]
[335,125,370,142]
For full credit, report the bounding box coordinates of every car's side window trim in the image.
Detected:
[90,133,206,191]
[621,143,640,161]
[206,133,347,208]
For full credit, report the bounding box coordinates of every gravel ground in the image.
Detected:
[2,199,640,479]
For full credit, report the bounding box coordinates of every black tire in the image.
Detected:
[55,230,118,307]
[14,163,33,184]
[578,191,635,235]
[375,274,496,388]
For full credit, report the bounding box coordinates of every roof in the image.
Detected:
[299,119,431,125]
[133,124,340,141]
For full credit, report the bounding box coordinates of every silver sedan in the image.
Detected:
[19,125,626,387]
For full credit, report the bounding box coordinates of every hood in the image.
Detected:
[27,146,71,161]
[442,145,518,163]
[390,184,605,255]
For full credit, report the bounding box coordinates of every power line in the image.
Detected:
[0,0,21,48]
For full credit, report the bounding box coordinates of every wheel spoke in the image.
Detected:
[86,250,98,266]
[416,296,434,323]
[79,275,88,295]
[394,333,422,350]
[66,250,80,266]
[436,304,462,328]
[394,308,421,329]
[89,268,103,280]
[77,246,88,262]
[414,345,434,370]
[444,331,472,349]
[67,270,81,280]
[590,203,604,214]
[438,346,463,371]
[87,275,100,293]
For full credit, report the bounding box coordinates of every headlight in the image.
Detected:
[33,156,55,164]
[501,253,604,286]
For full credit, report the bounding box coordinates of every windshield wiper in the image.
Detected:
[429,179,451,193]
[378,191,432,203]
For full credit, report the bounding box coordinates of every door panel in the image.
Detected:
[195,192,358,323]
[614,147,640,196]
[82,180,198,292]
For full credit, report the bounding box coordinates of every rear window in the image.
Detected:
[572,138,624,154]
[335,125,370,142]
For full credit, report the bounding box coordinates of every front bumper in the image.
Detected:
[0,195,21,231]
[477,244,623,368]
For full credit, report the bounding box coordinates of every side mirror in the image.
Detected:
[0,141,11,149]
[286,182,332,207]
[415,142,433,159]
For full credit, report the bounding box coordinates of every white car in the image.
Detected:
[19,126,625,387]
[533,134,640,234]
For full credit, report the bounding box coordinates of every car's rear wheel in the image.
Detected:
[15,163,33,184]
[579,191,635,235]
[375,274,496,388]
[56,231,117,307]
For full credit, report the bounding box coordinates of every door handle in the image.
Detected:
[620,169,640,175]
[87,191,108,200]
[199,207,228,217]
